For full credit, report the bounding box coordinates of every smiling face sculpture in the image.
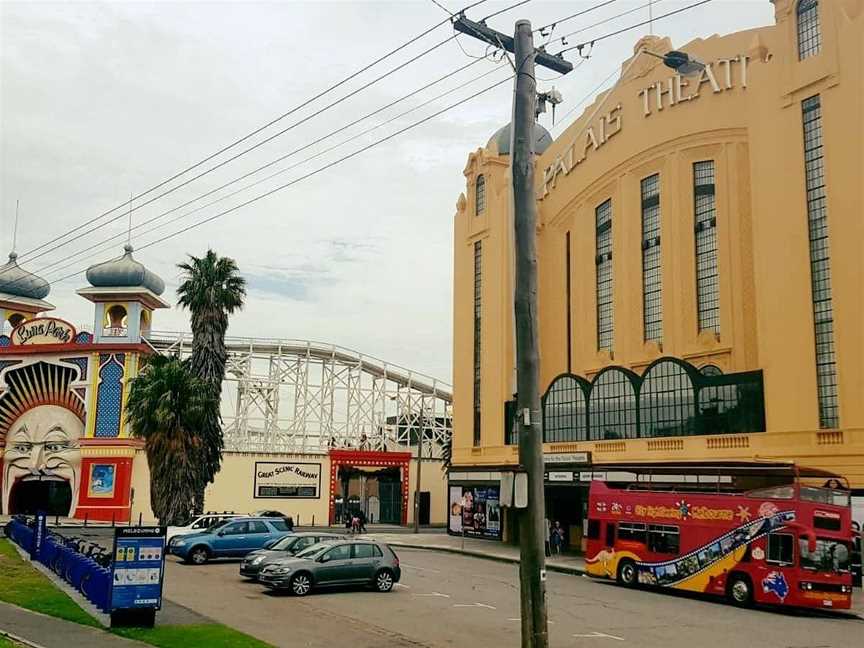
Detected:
[2,405,84,515]
[0,361,86,516]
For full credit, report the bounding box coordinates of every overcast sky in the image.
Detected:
[1,0,774,383]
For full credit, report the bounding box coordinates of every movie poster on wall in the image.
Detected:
[449,484,501,539]
[448,486,463,533]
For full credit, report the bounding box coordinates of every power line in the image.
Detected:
[429,0,455,16]
[550,0,667,46]
[32,62,510,284]
[11,0,491,262]
[481,0,533,21]
[534,0,621,34]
[555,0,715,54]
[15,33,462,267]
[43,75,514,288]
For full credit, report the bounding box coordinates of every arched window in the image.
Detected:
[139,309,151,335]
[543,374,589,442]
[699,364,723,377]
[588,368,637,440]
[7,313,25,329]
[475,175,486,215]
[797,0,821,60]
[640,360,697,438]
[104,304,128,336]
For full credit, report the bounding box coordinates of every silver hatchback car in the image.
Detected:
[258,539,401,596]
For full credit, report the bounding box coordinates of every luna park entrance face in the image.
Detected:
[7,479,73,516]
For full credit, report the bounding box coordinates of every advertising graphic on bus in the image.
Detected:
[584,464,855,610]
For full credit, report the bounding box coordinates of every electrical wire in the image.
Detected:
[481,0,533,21]
[40,74,515,287]
[10,0,492,263]
[31,61,509,283]
[534,0,621,34]
[429,0,455,16]
[550,0,667,47]
[555,0,715,55]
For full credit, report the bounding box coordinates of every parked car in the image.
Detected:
[168,517,293,565]
[241,532,342,579]
[258,540,401,596]
[166,513,247,545]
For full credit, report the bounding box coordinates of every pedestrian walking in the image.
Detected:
[544,517,551,557]
[358,509,367,534]
[550,521,564,556]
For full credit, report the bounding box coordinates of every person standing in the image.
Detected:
[551,521,564,556]
[544,517,551,557]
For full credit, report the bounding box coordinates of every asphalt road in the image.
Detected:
[160,548,862,648]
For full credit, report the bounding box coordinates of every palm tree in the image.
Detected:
[177,250,246,513]
[126,355,218,525]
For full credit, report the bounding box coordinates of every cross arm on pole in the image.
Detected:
[452,15,574,75]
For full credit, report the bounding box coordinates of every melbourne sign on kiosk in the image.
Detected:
[110,526,166,627]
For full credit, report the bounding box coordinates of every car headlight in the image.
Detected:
[273,567,291,574]
[251,556,264,565]
[173,539,187,547]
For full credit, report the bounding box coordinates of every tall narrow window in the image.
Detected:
[641,174,662,343]
[797,0,821,60]
[802,95,838,429]
[473,240,483,445]
[694,161,719,334]
[566,231,572,372]
[595,199,613,351]
[475,175,486,215]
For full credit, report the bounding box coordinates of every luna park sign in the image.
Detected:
[540,55,750,199]
[11,317,76,346]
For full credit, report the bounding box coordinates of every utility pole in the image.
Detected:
[413,429,424,534]
[454,15,572,648]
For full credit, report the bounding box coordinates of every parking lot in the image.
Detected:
[160,546,862,648]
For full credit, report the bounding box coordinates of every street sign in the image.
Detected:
[543,452,591,465]
[110,526,166,627]
[547,471,574,482]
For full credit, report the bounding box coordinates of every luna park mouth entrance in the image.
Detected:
[328,450,411,527]
[7,479,72,516]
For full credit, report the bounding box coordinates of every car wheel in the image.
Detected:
[616,559,638,587]
[188,546,209,565]
[290,573,312,596]
[374,569,394,593]
[727,574,752,607]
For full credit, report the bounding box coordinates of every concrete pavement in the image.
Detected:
[0,602,147,648]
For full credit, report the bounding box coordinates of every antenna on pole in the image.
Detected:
[12,199,20,254]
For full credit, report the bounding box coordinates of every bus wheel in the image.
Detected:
[616,560,638,587]
[727,574,753,607]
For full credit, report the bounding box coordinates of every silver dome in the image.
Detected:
[86,244,165,296]
[486,122,553,156]
[0,252,50,300]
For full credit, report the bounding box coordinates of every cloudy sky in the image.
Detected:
[1,0,773,382]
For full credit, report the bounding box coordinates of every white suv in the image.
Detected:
[166,513,248,544]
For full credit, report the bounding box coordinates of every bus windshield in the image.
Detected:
[799,537,850,573]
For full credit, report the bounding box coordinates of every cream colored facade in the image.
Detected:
[130,450,447,526]
[452,1,863,490]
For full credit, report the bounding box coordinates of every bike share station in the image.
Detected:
[6,512,167,628]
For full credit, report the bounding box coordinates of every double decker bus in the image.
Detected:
[585,461,855,610]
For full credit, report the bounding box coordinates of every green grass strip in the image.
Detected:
[0,539,100,628]
[113,624,273,647]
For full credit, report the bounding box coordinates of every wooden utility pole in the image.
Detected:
[453,15,572,648]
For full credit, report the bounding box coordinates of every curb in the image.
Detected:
[0,628,48,648]
[383,541,587,576]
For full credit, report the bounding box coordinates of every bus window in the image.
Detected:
[799,538,851,573]
[618,522,647,543]
[586,519,600,540]
[647,525,680,554]
[605,523,616,548]
[766,533,794,566]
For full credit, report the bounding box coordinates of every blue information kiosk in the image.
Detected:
[109,526,166,628]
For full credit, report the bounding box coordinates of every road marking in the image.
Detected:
[412,592,450,598]
[452,603,497,610]
[394,583,411,589]
[401,564,441,573]
[572,632,624,641]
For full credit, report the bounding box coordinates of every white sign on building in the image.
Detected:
[254,462,321,499]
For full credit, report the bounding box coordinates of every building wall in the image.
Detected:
[451,1,864,486]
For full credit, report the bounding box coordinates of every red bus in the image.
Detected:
[585,462,855,610]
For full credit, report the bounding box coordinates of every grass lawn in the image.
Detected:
[0,539,273,648]
[0,538,100,627]
[114,624,273,647]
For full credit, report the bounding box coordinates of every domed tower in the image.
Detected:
[77,244,168,343]
[452,122,552,466]
[0,251,54,332]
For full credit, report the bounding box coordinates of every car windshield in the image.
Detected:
[799,537,850,573]
[270,536,297,551]
[207,519,233,531]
